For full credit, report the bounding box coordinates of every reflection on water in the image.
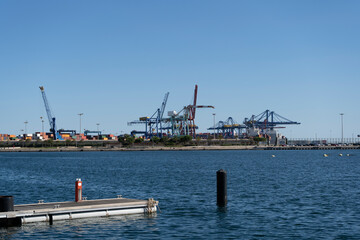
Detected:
[1,214,158,239]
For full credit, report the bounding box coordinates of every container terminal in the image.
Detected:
[0,85,359,147]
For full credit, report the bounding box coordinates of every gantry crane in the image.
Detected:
[162,85,214,137]
[39,86,63,140]
[243,110,300,129]
[208,117,246,138]
[128,92,169,138]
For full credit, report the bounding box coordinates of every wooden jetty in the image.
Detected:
[0,197,158,227]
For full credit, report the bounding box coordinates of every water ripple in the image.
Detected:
[0,150,359,239]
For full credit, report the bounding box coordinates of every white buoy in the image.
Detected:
[347,154,350,156]
[271,155,275,158]
[339,153,343,156]
[323,154,328,157]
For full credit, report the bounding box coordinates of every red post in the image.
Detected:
[75,178,82,202]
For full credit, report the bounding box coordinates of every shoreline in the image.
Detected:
[0,145,359,152]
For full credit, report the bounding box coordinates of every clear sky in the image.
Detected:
[0,0,359,139]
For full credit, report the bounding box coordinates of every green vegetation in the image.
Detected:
[65,139,72,146]
[253,137,267,142]
[45,139,54,147]
[134,138,144,144]
[165,136,179,146]
[118,134,135,146]
[151,136,161,144]
[159,136,168,143]
[179,135,192,144]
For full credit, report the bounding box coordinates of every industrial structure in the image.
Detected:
[39,86,63,140]
[162,85,214,137]
[128,92,169,138]
[208,117,247,138]
[39,86,78,140]
[0,86,304,145]
[244,110,300,144]
[129,87,300,142]
[129,85,214,138]
[207,110,300,144]
[243,109,300,129]
[84,130,102,137]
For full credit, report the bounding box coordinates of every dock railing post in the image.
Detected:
[0,196,23,227]
[75,178,82,202]
[0,196,14,212]
[217,169,227,207]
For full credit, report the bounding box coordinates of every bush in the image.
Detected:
[134,138,144,144]
[151,136,161,144]
[159,136,168,143]
[196,137,201,145]
[179,135,192,143]
[118,134,135,146]
[253,137,267,142]
[165,136,179,146]
[45,139,54,147]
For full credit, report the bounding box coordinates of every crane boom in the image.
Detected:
[160,92,169,119]
[187,85,214,137]
[192,85,198,120]
[243,109,300,128]
[128,91,170,138]
[39,86,62,140]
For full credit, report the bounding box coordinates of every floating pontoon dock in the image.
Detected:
[0,197,158,227]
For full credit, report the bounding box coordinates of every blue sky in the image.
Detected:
[0,0,359,138]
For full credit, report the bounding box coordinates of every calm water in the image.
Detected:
[0,150,359,239]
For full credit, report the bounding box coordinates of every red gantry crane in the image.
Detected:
[163,85,214,137]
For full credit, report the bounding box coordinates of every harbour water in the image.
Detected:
[0,150,359,239]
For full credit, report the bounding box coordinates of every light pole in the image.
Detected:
[20,129,24,139]
[40,117,44,134]
[24,121,28,135]
[213,113,216,139]
[78,113,84,135]
[340,113,344,145]
[96,123,100,132]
